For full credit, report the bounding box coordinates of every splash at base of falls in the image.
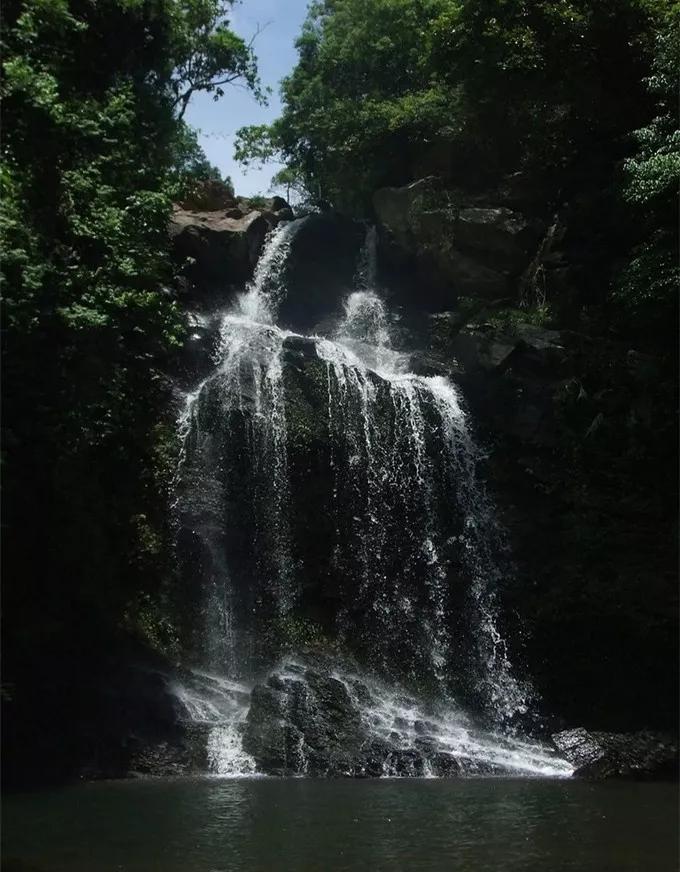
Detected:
[172,671,257,776]
[174,656,572,779]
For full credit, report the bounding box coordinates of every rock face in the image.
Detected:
[170,206,271,293]
[169,193,295,301]
[552,728,678,779]
[170,208,365,334]
[419,310,678,732]
[1,638,203,787]
[277,212,365,330]
[373,178,543,301]
[243,661,366,776]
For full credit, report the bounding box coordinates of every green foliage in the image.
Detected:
[234,0,675,344]
[270,166,316,207]
[485,305,555,333]
[235,0,460,209]
[167,0,265,118]
[247,193,268,209]
[235,0,667,213]
[0,0,261,658]
[124,591,181,658]
[614,6,680,337]
[170,123,224,192]
[622,9,680,207]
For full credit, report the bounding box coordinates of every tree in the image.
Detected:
[270,166,316,205]
[167,0,265,119]
[235,0,666,213]
[615,4,680,337]
[235,0,458,210]
[0,0,262,678]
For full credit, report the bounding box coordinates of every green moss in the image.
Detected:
[123,592,180,659]
[283,359,330,450]
[483,304,555,333]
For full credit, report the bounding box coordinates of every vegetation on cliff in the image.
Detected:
[0,0,261,769]
[236,0,678,339]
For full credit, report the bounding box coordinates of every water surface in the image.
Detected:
[3,777,678,871]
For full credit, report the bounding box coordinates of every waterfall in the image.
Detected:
[173,220,564,777]
[175,221,306,677]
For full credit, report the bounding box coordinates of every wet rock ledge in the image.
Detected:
[552,728,678,779]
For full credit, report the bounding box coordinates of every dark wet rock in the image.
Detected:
[1,630,211,789]
[357,738,392,777]
[242,657,470,778]
[552,728,678,779]
[278,212,365,330]
[175,309,224,384]
[440,251,509,298]
[373,178,438,247]
[430,752,462,777]
[385,748,426,777]
[283,334,320,362]
[454,207,542,271]
[241,683,296,775]
[414,719,438,736]
[243,661,368,776]
[450,323,567,378]
[127,722,209,777]
[442,324,677,732]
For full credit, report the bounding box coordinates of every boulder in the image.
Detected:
[277,212,366,330]
[436,248,509,298]
[242,661,367,776]
[169,193,295,300]
[175,309,224,385]
[454,207,542,271]
[242,656,474,778]
[427,318,573,452]
[373,178,438,249]
[552,728,678,779]
[449,322,567,377]
[170,207,271,293]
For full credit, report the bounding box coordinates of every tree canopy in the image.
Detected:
[0,0,261,656]
[235,0,678,337]
[236,0,674,208]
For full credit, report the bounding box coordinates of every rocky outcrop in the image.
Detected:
[242,657,503,778]
[170,207,364,331]
[552,728,678,779]
[419,308,678,732]
[170,194,294,301]
[277,212,365,330]
[0,635,200,788]
[243,661,366,776]
[373,178,544,301]
[170,207,270,294]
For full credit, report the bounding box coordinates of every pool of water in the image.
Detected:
[2,777,678,872]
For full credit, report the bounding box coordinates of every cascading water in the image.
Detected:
[173,221,571,777]
[176,221,304,675]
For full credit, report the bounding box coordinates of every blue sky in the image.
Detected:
[184,0,310,196]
